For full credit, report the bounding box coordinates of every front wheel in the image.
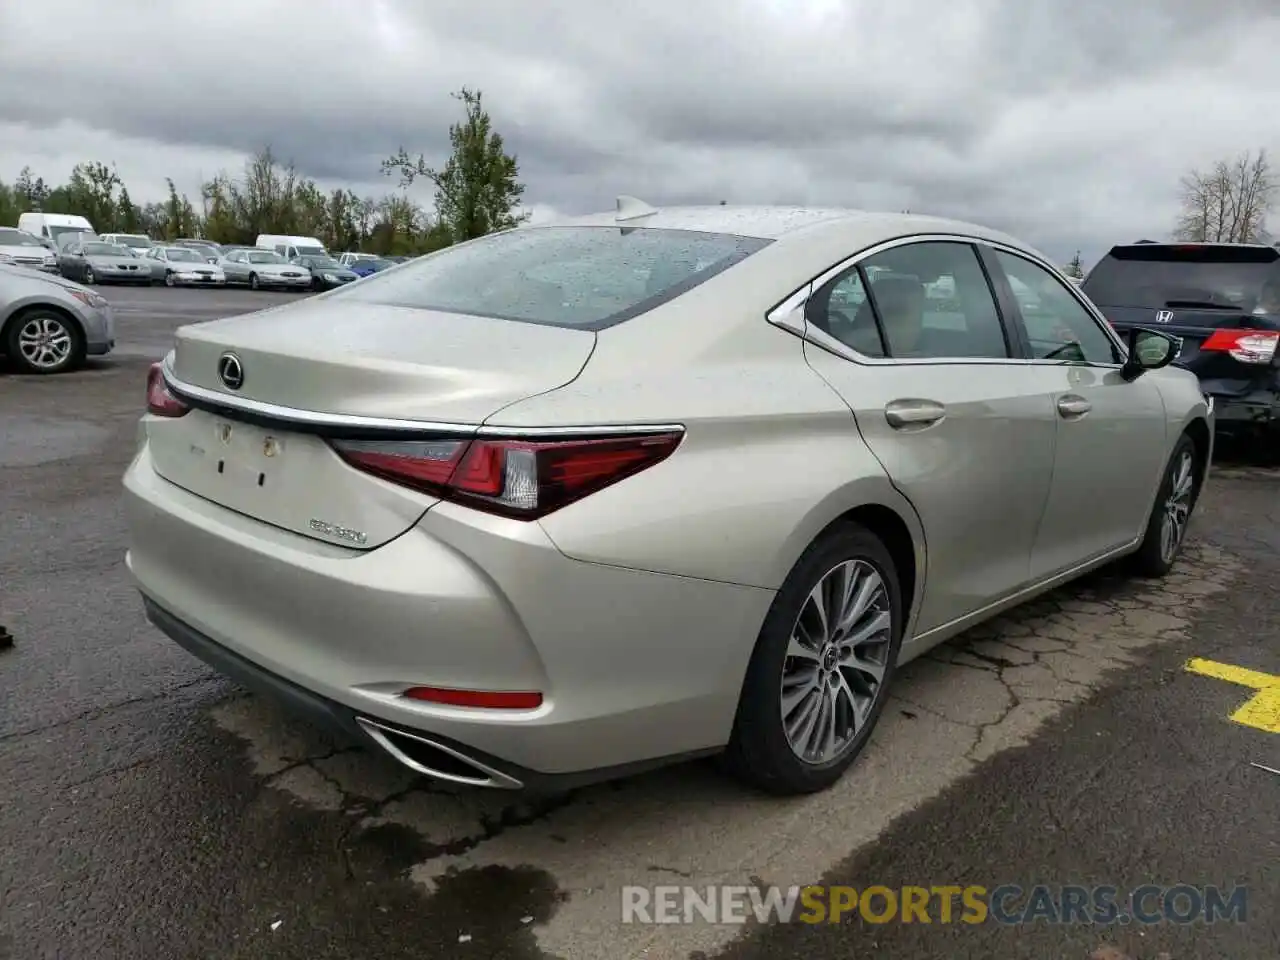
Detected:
[724,523,904,795]
[164,271,176,287]
[5,309,86,375]
[83,267,95,285]
[1129,434,1201,577]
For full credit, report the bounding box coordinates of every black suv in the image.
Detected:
[1082,243,1280,441]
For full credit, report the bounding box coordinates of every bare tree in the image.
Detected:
[1175,149,1274,243]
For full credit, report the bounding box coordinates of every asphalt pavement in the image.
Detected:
[0,288,1276,960]
[102,285,301,359]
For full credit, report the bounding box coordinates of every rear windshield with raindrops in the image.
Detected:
[326,226,772,330]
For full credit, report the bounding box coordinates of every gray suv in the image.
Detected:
[0,263,115,373]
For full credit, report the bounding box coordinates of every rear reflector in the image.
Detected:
[146,362,190,417]
[402,686,543,709]
[1200,329,1280,364]
[331,430,683,519]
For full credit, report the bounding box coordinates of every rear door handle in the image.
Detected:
[884,398,946,429]
[1056,394,1092,418]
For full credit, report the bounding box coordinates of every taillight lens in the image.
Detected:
[331,431,683,519]
[1200,329,1280,364]
[146,363,190,417]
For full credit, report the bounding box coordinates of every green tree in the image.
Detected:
[1065,251,1084,278]
[14,167,48,209]
[116,185,140,232]
[0,179,18,227]
[381,88,528,242]
[162,178,198,239]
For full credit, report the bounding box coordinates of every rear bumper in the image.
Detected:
[122,443,772,780]
[1204,380,1280,424]
[140,596,719,792]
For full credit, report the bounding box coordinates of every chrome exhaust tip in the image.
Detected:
[355,716,523,790]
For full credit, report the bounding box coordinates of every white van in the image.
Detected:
[18,213,96,249]
[256,234,327,261]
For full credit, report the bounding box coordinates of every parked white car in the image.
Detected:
[0,227,59,274]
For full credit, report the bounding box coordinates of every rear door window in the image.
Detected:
[328,226,771,330]
[1083,245,1280,314]
[807,241,1010,359]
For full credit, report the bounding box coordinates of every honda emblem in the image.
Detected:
[1155,310,1174,324]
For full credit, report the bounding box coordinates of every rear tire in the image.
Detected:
[723,523,904,795]
[1129,433,1201,578]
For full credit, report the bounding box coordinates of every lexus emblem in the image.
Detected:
[217,352,244,390]
[1155,310,1174,324]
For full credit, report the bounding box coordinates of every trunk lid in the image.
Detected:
[148,300,596,547]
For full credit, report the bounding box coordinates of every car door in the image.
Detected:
[222,251,246,283]
[985,248,1170,579]
[57,243,81,278]
[796,238,1059,636]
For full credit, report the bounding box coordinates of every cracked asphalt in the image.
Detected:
[1,288,1277,959]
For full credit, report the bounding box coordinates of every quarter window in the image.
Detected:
[807,241,1009,359]
[995,251,1120,364]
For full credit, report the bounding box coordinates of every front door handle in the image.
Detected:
[1056,394,1092,418]
[884,398,946,430]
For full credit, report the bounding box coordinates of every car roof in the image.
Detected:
[537,203,1039,261]
[1112,241,1276,251]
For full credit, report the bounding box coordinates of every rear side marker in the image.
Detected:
[402,686,543,710]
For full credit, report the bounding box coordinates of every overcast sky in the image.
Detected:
[2,0,1278,262]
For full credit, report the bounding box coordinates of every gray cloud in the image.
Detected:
[1,0,1279,262]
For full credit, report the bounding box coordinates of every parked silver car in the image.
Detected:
[143,246,226,286]
[219,248,312,290]
[172,239,224,263]
[124,205,1211,796]
[100,233,155,255]
[58,239,151,285]
[0,227,59,274]
[1,262,114,373]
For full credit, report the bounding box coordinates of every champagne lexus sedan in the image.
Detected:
[123,202,1211,795]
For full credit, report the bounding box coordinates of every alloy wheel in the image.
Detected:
[1160,450,1194,563]
[780,559,893,765]
[16,316,73,371]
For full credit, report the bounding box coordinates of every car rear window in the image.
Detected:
[328,226,772,330]
[1083,244,1280,312]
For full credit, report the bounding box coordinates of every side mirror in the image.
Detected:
[1120,327,1179,381]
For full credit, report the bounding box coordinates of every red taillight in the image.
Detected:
[331,430,683,519]
[1201,329,1280,364]
[402,686,543,709]
[146,362,190,417]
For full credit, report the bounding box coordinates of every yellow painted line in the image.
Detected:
[1185,657,1280,734]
